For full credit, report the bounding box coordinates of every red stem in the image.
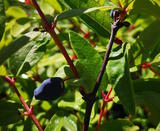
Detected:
[31,0,79,78]
[4,76,43,131]
[96,102,106,131]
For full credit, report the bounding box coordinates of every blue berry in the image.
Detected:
[110,10,120,18]
[110,10,114,18]
[34,77,64,100]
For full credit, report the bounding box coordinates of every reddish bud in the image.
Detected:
[72,54,77,60]
[114,37,123,45]
[83,32,90,38]
[141,62,151,69]
[25,0,31,5]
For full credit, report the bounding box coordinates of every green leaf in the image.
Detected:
[6,6,27,18]
[9,34,50,76]
[98,119,139,131]
[156,122,160,130]
[107,43,135,115]
[54,65,74,79]
[0,65,7,76]
[16,77,37,99]
[58,91,85,113]
[45,113,77,131]
[45,0,62,12]
[0,0,5,41]
[111,0,134,8]
[55,6,114,21]
[24,118,38,131]
[133,79,160,125]
[0,32,40,66]
[69,31,108,94]
[61,0,116,37]
[137,20,160,61]
[132,0,160,17]
[0,100,21,125]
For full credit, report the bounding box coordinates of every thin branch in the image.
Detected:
[96,103,106,131]
[4,76,43,131]
[96,87,113,131]
[31,0,79,78]
[149,67,160,77]
[83,20,122,131]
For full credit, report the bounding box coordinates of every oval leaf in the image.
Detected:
[0,101,21,125]
[69,31,108,94]
[107,44,135,115]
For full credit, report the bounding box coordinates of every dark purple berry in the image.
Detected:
[110,10,114,18]
[110,10,120,19]
[34,77,64,100]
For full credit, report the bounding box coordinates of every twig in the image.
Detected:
[141,62,160,77]
[83,19,123,131]
[96,87,114,131]
[4,76,43,131]
[31,0,79,78]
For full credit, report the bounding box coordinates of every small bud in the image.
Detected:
[25,0,32,5]
[83,32,90,38]
[72,54,77,60]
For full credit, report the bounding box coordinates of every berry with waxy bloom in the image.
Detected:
[34,77,64,100]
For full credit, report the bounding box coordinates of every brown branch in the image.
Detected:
[83,19,124,131]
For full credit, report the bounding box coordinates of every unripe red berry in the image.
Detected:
[25,0,31,5]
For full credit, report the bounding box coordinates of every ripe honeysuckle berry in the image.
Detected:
[110,10,120,19]
[34,77,64,100]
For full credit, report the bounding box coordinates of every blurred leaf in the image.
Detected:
[55,6,114,21]
[156,122,160,130]
[24,118,38,131]
[54,65,74,79]
[132,0,160,17]
[107,44,135,115]
[11,20,31,37]
[45,0,62,12]
[133,79,160,125]
[61,0,116,37]
[69,31,108,94]
[0,100,21,125]
[0,65,7,76]
[0,32,40,65]
[98,119,139,131]
[38,53,66,68]
[58,91,85,113]
[9,33,50,76]
[111,0,134,8]
[139,20,160,61]
[0,0,5,41]
[16,77,37,99]
[6,6,27,18]
[45,113,77,131]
